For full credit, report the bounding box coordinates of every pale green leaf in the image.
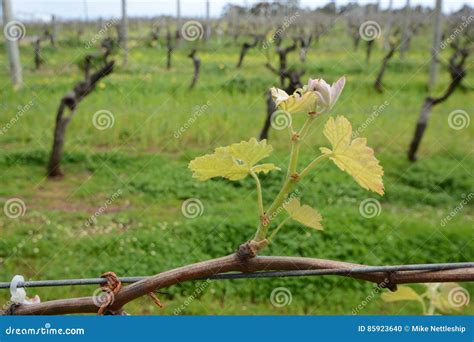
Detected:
[187,151,248,181]
[252,163,280,174]
[271,87,317,114]
[227,138,273,167]
[381,286,423,303]
[284,197,323,230]
[321,116,384,195]
[189,138,279,181]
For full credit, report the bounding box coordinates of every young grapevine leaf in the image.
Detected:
[320,116,384,195]
[284,198,323,230]
[270,87,317,114]
[188,138,280,181]
[381,286,424,304]
[307,76,346,113]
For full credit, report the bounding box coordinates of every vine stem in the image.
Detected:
[253,114,317,242]
[250,170,264,218]
[299,153,332,179]
[258,152,330,241]
[287,138,300,177]
[298,113,318,137]
[268,216,291,242]
[253,171,295,241]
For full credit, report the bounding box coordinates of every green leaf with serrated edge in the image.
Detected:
[189,138,280,181]
[284,197,323,230]
[252,163,280,174]
[320,116,384,195]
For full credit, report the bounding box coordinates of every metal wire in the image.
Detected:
[205,262,474,280]
[1,262,473,289]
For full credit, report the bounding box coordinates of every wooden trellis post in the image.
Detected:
[400,0,411,59]
[1,0,23,89]
[205,0,211,41]
[383,0,394,50]
[121,0,128,66]
[51,15,58,44]
[176,0,181,43]
[428,0,443,91]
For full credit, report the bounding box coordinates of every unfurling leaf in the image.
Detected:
[307,76,346,113]
[188,138,280,181]
[381,286,424,304]
[284,197,323,230]
[320,116,384,195]
[271,87,317,114]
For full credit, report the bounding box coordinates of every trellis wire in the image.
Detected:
[1,262,473,289]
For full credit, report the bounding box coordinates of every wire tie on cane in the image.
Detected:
[97,272,122,315]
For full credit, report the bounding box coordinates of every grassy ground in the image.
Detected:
[0,22,473,315]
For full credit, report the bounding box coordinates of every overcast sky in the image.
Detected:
[7,0,470,22]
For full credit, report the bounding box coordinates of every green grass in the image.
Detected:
[0,22,473,315]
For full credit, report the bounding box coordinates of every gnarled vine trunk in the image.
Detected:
[407,98,434,161]
[259,91,276,141]
[374,43,397,93]
[188,49,201,90]
[166,30,174,70]
[236,36,259,68]
[407,46,468,161]
[47,61,115,177]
